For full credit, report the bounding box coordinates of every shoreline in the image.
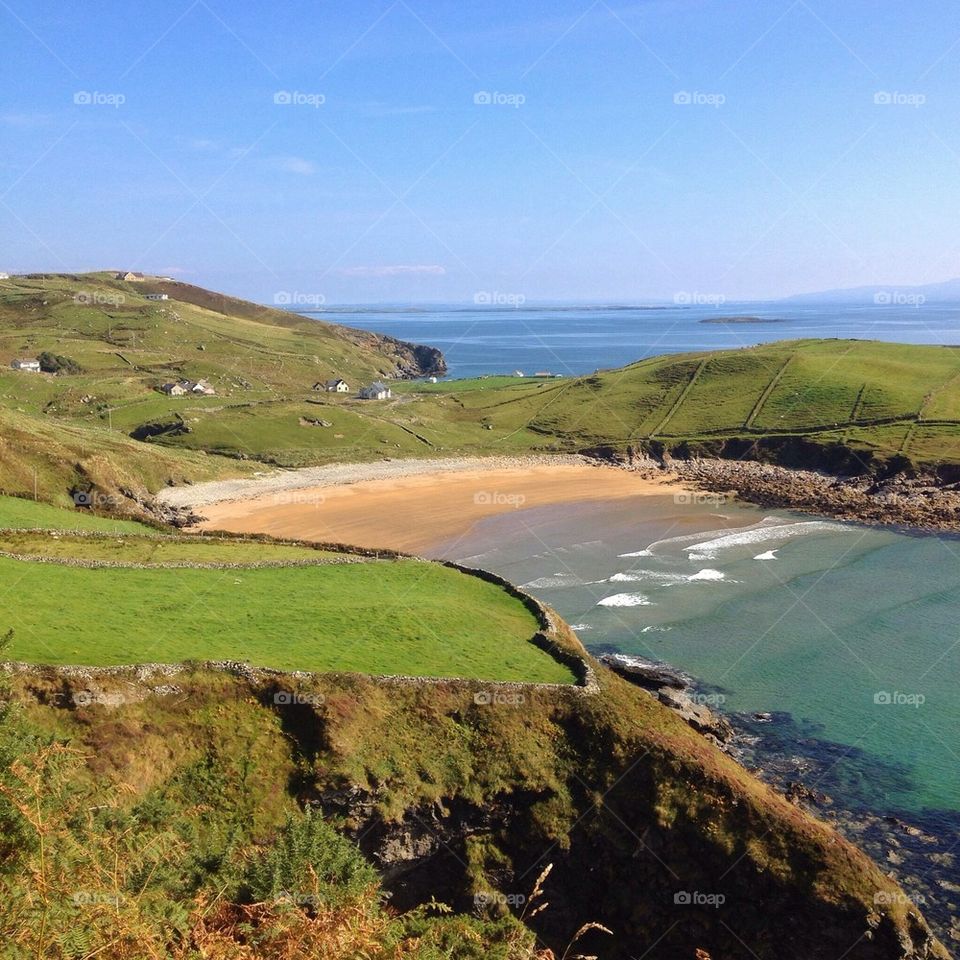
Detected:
[156,451,960,538]
[161,456,693,554]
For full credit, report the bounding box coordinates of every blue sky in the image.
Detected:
[3,0,960,304]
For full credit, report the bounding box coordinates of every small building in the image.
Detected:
[358,381,392,400]
[0,272,9,280]
[145,292,169,301]
[427,376,438,383]
[11,358,41,372]
[319,378,350,393]
[533,370,553,378]
[512,370,525,377]
[189,379,216,396]
[160,381,187,396]
[116,271,145,281]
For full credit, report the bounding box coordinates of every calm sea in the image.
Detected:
[307,300,960,377]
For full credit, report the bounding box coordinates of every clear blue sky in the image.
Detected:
[3,0,960,303]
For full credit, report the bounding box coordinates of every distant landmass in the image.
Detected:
[699,315,788,324]
[783,277,960,304]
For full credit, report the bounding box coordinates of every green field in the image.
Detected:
[0,494,155,533]
[0,537,569,681]
[4,275,960,517]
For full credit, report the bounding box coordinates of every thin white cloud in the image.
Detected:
[271,155,315,175]
[335,264,446,277]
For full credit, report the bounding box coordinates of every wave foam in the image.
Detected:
[684,520,844,555]
[597,592,653,607]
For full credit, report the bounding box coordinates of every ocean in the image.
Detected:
[436,496,960,937]
[308,300,960,377]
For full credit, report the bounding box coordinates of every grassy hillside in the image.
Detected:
[0,663,944,959]
[0,524,564,681]
[0,272,442,506]
[5,275,960,516]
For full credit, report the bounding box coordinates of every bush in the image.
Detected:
[238,810,379,909]
[37,351,83,375]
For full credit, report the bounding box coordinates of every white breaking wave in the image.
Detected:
[618,517,786,558]
[618,548,652,557]
[684,520,844,556]
[597,592,653,607]
[641,625,672,633]
[754,549,778,561]
[568,623,593,631]
[607,568,728,585]
[521,573,583,589]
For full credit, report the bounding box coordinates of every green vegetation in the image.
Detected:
[0,665,941,959]
[5,276,960,516]
[0,535,566,681]
[0,494,154,533]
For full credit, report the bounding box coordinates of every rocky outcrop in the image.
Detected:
[671,457,960,531]
[599,653,734,745]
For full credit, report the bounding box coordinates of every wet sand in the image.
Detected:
[195,463,693,554]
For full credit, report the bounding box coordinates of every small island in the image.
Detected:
[700,315,789,324]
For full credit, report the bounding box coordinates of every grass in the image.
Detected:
[0,530,341,565]
[5,274,960,517]
[0,494,155,533]
[0,548,570,682]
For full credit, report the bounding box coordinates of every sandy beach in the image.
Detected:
[172,457,691,554]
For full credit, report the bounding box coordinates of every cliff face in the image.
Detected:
[6,657,947,960]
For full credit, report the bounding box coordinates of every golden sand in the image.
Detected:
[196,464,690,554]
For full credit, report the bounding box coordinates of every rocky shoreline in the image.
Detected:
[626,454,960,533]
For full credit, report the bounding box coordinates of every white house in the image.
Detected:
[145,293,169,301]
[358,381,392,400]
[116,271,145,281]
[427,376,438,383]
[0,272,9,280]
[160,381,188,396]
[160,379,215,397]
[11,358,41,372]
[512,370,525,377]
[322,378,350,393]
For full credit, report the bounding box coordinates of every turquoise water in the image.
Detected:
[440,497,960,815]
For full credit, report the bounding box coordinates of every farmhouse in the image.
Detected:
[160,382,188,396]
[358,381,392,400]
[159,379,216,397]
[10,358,41,372]
[317,378,350,393]
[116,271,145,281]
[145,292,169,301]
